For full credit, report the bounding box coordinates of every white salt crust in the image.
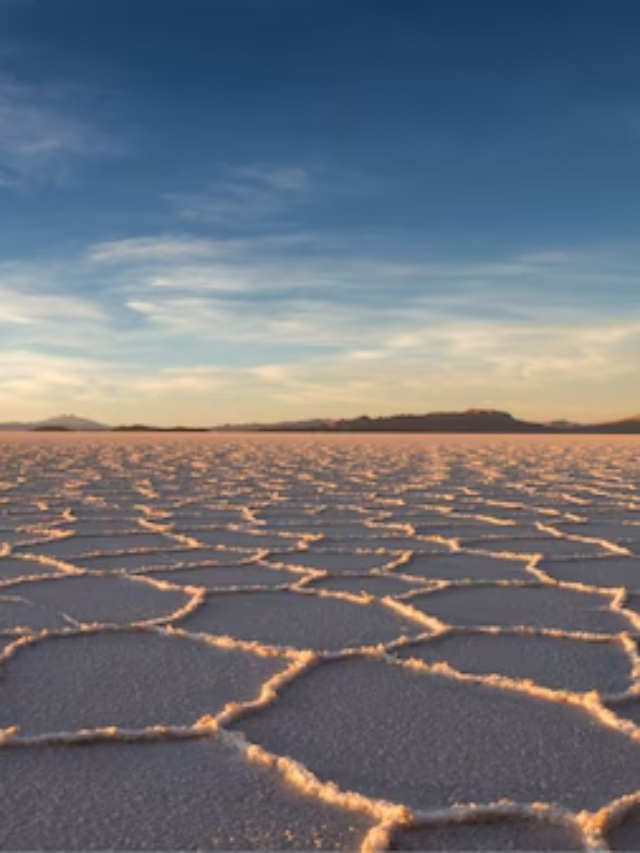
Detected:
[0,433,639,849]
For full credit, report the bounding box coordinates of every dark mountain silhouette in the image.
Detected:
[112,425,210,432]
[0,415,109,432]
[3,410,640,434]
[579,415,640,434]
[255,409,548,433]
[226,409,640,434]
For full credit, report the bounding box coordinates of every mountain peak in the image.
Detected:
[37,415,109,431]
[0,415,109,432]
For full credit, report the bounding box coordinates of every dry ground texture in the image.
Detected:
[0,434,639,850]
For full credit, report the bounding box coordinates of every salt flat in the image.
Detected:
[0,433,639,850]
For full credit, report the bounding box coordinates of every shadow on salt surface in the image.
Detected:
[62,504,153,520]
[271,522,400,539]
[232,656,640,813]
[539,556,640,589]
[0,516,64,533]
[382,509,455,523]
[141,563,305,589]
[398,553,529,582]
[413,522,538,539]
[298,508,377,523]
[48,519,163,536]
[67,547,258,572]
[15,532,180,558]
[179,529,305,549]
[461,536,610,557]
[606,694,640,728]
[0,557,64,581]
[0,739,372,850]
[0,575,188,630]
[407,585,631,633]
[0,632,287,732]
[447,508,556,525]
[389,817,583,851]
[0,517,61,542]
[178,590,423,651]
[0,595,68,633]
[0,637,15,655]
[320,535,447,551]
[571,508,640,523]
[169,509,251,525]
[307,574,426,598]
[619,594,640,619]
[555,521,640,541]
[265,550,401,573]
[394,632,632,694]
[251,514,328,528]
[606,806,640,850]
[0,531,55,547]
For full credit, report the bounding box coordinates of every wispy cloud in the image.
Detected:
[87,232,640,351]
[0,76,119,188]
[3,231,640,423]
[88,236,224,264]
[165,163,313,227]
[165,162,384,230]
[229,164,310,191]
[0,263,103,325]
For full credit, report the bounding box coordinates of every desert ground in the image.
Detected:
[0,433,639,850]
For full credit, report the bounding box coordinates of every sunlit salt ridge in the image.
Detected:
[0,434,640,849]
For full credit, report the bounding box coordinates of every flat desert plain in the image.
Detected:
[0,434,640,850]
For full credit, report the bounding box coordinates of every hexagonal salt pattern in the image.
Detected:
[0,433,640,851]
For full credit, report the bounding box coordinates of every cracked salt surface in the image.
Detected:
[232,655,640,813]
[178,589,422,651]
[406,583,634,633]
[394,631,633,693]
[0,739,372,850]
[67,546,258,572]
[0,574,191,631]
[0,557,63,581]
[388,816,584,850]
[539,555,640,589]
[179,528,306,549]
[306,574,426,597]
[265,549,404,573]
[606,804,640,850]
[1,433,640,850]
[398,551,530,582]
[13,531,180,558]
[0,630,289,733]
[461,535,611,556]
[143,562,305,589]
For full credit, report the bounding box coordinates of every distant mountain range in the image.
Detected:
[219,409,640,434]
[0,415,109,432]
[2,410,640,433]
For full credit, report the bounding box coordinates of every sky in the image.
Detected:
[1,0,639,425]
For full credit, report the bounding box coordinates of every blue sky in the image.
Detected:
[1,0,640,425]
